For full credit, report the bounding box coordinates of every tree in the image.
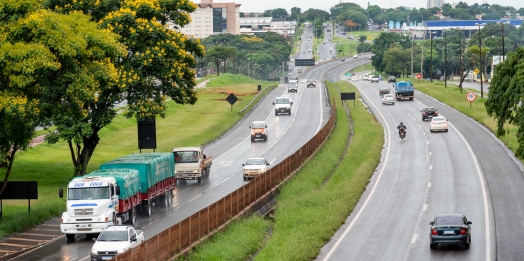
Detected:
[485,47,524,158]
[339,10,368,31]
[357,43,372,53]
[359,35,367,43]
[44,0,204,176]
[367,5,382,19]
[382,46,411,77]
[290,7,301,20]
[371,33,411,73]
[344,20,360,32]
[1,7,125,194]
[206,46,237,75]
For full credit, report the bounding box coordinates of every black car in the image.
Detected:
[429,214,472,250]
[387,76,396,83]
[421,107,438,121]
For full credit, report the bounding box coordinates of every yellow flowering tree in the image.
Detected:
[0,3,126,177]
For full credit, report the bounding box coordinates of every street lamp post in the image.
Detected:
[457,27,463,92]
[444,29,447,87]
[411,31,414,78]
[476,23,486,98]
[430,31,436,83]
[498,21,510,62]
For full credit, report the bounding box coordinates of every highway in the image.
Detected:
[9,26,349,261]
[316,72,524,260]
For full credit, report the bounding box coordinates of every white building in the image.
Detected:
[427,0,445,9]
[177,0,241,39]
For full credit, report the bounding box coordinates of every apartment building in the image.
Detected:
[177,0,241,38]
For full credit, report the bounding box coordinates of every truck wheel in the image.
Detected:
[129,207,136,225]
[197,177,202,183]
[243,176,247,181]
[66,234,75,241]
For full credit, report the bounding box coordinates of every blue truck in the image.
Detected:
[393,81,414,101]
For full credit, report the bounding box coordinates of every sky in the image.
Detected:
[228,0,523,13]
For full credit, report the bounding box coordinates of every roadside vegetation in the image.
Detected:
[401,78,521,162]
[0,74,275,238]
[177,81,384,260]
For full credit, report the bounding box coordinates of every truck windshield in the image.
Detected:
[174,151,199,163]
[68,187,110,200]
[275,98,290,104]
[97,231,128,241]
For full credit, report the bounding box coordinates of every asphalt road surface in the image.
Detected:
[316,74,524,260]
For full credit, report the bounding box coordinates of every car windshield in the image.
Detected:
[245,159,265,165]
[174,151,199,163]
[98,231,128,241]
[275,98,290,104]
[435,216,463,226]
[251,122,265,128]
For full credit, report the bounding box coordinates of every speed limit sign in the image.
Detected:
[466,92,476,102]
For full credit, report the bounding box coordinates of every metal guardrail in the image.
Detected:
[110,105,337,261]
[239,84,276,114]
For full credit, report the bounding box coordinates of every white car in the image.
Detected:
[91,226,144,261]
[353,54,358,58]
[382,94,395,105]
[430,116,449,132]
[362,74,370,81]
[370,75,379,83]
[273,96,293,115]
[242,158,270,180]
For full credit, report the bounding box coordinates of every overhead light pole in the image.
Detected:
[430,31,436,83]
[457,27,463,92]
[476,23,486,98]
[411,31,414,78]
[498,21,510,62]
[443,29,447,87]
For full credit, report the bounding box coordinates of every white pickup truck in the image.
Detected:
[90,225,144,261]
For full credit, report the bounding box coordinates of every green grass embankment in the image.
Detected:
[177,81,384,260]
[0,74,275,238]
[401,78,520,162]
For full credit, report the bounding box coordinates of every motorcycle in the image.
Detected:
[399,128,406,141]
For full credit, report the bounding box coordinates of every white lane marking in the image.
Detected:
[428,182,432,188]
[427,141,430,144]
[188,194,202,203]
[219,160,234,167]
[429,165,433,170]
[411,234,418,244]
[450,121,491,260]
[270,159,277,165]
[429,152,432,156]
[415,98,491,260]
[323,80,393,261]
[423,204,428,211]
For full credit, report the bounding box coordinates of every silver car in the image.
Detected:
[382,94,395,105]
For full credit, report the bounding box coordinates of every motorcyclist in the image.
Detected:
[397,122,407,137]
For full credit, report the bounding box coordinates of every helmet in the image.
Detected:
[400,122,403,125]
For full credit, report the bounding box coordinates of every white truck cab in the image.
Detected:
[273,96,293,116]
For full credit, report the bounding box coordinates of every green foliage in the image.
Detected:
[382,46,411,77]
[301,8,330,21]
[485,47,524,158]
[371,32,411,73]
[357,42,372,53]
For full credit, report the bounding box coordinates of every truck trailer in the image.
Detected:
[394,81,414,100]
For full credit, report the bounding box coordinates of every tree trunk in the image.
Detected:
[216,62,220,76]
[70,132,100,177]
[0,143,19,197]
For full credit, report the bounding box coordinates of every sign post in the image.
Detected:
[416,73,422,83]
[466,91,476,108]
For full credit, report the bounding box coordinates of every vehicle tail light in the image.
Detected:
[460,228,466,235]
[423,111,426,115]
[436,110,438,114]
[432,228,438,235]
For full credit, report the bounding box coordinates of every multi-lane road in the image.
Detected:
[10,25,524,261]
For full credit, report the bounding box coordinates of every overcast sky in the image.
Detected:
[232,0,524,13]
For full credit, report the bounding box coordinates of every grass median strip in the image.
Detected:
[0,74,274,238]
[177,81,384,260]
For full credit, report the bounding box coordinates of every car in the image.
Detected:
[288,80,298,93]
[340,58,345,62]
[353,54,358,58]
[370,75,379,83]
[421,107,439,121]
[323,41,326,44]
[429,214,471,249]
[382,94,395,105]
[387,76,396,83]
[361,74,370,81]
[242,158,270,180]
[430,116,449,132]
[273,96,293,115]
[379,87,390,96]
[308,49,311,52]
[249,121,268,141]
[307,79,317,88]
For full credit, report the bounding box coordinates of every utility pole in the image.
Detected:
[476,23,485,98]
[430,31,435,83]
[458,28,463,92]
[444,29,447,87]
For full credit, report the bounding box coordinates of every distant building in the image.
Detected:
[176,0,240,38]
[239,17,296,36]
[427,0,445,9]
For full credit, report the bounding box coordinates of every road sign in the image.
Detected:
[416,74,422,80]
[474,68,479,74]
[466,92,476,102]
[295,59,315,66]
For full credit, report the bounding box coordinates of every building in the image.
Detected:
[177,0,241,38]
[427,0,445,9]
[239,17,296,37]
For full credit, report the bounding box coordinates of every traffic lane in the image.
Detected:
[406,121,487,260]
[318,77,432,260]
[415,90,523,260]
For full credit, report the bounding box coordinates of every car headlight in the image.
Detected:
[117,248,127,254]
[91,248,97,255]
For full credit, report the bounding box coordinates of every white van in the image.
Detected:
[288,80,298,93]
[273,96,293,115]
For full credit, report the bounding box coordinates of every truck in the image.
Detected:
[59,169,141,241]
[394,81,415,100]
[90,225,144,261]
[100,153,177,216]
[172,146,212,184]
